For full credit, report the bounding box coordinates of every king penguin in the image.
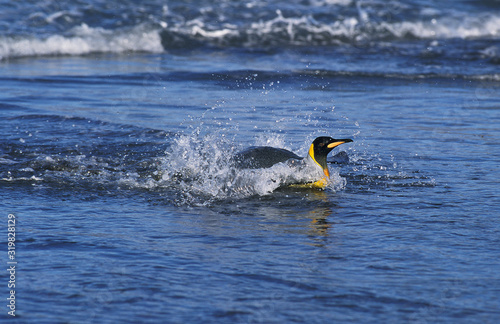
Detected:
[233,136,353,188]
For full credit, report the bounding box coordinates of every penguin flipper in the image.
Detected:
[233,146,302,169]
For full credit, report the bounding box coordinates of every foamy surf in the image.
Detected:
[162,11,500,48]
[2,8,500,60]
[0,24,163,60]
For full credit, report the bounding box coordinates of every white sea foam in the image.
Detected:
[387,15,500,39]
[2,10,499,59]
[0,24,163,60]
[167,10,500,50]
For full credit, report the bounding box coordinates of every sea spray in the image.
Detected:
[158,132,347,204]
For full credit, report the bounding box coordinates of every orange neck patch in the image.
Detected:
[308,143,330,179]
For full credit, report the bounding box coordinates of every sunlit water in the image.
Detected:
[1,0,500,322]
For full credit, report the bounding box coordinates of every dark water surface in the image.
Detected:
[1,0,500,323]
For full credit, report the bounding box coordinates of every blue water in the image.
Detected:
[1,0,500,322]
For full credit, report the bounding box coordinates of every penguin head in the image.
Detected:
[308,136,353,177]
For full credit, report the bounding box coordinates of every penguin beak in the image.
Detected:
[327,139,353,149]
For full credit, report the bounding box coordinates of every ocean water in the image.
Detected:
[1,0,500,322]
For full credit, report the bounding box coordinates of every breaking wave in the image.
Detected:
[161,10,500,49]
[1,2,499,59]
[0,24,163,60]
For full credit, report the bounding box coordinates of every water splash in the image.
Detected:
[157,133,347,205]
[1,114,351,206]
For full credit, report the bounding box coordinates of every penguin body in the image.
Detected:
[233,137,353,189]
[233,146,301,169]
